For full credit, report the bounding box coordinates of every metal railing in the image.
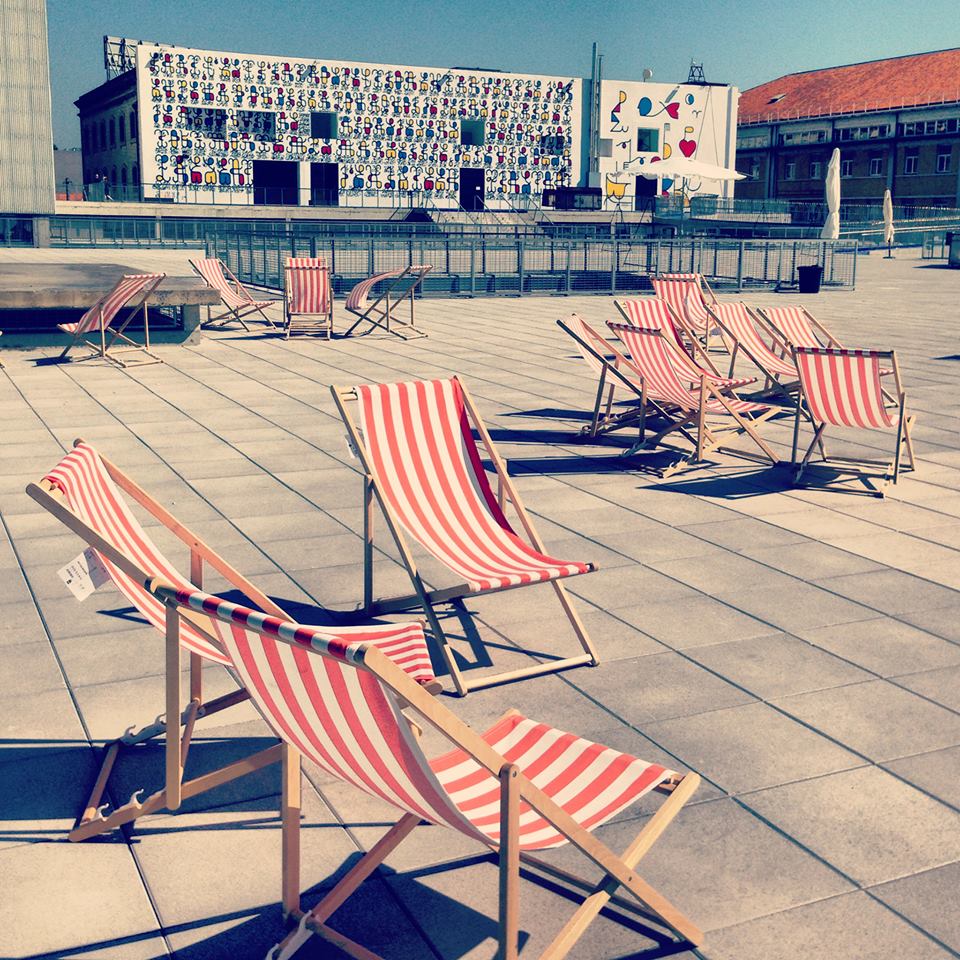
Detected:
[208,233,857,296]
[921,232,951,259]
[0,217,36,246]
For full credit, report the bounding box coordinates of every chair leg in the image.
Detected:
[282,744,302,917]
[498,764,520,960]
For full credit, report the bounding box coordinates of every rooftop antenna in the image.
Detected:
[687,60,706,84]
[642,67,653,82]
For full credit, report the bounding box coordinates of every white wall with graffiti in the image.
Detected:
[597,79,738,209]
[134,42,581,207]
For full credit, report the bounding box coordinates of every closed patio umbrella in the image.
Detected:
[622,156,745,182]
[821,148,841,240]
[883,189,895,257]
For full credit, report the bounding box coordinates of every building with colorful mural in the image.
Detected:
[75,38,739,211]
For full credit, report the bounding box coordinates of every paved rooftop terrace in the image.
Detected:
[0,249,958,959]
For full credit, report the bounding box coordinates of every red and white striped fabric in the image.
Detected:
[286,257,331,315]
[192,258,271,311]
[794,347,894,430]
[613,301,753,389]
[608,324,768,415]
[58,274,162,335]
[346,268,403,311]
[164,585,674,850]
[43,442,229,664]
[566,315,617,377]
[356,378,591,593]
[759,305,822,349]
[652,275,711,331]
[714,303,797,378]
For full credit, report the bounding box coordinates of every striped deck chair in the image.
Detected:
[57,273,165,367]
[149,583,703,959]
[342,264,432,340]
[614,298,754,390]
[27,441,438,841]
[707,301,802,401]
[559,314,648,439]
[284,257,333,339]
[792,347,916,496]
[651,273,723,350]
[333,376,600,696]
[190,257,277,331]
[608,322,778,476]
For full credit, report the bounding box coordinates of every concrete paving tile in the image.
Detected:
[612,595,777,649]
[0,639,65,698]
[796,617,960,676]
[0,687,86,767]
[0,744,98,850]
[716,581,876,632]
[897,604,960,643]
[814,568,960,616]
[566,563,695,607]
[772,680,960,762]
[689,633,871,698]
[571,650,755,725]
[883,745,960,809]
[739,539,886,580]
[895,664,960,710]
[705,890,953,960]
[650,552,801,598]
[661,674,869,779]
[744,766,960,886]
[231,509,349,543]
[37,592,154,641]
[872,862,960,952]
[0,841,161,958]
[678,516,809,553]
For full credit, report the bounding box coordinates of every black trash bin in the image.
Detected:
[797,264,823,293]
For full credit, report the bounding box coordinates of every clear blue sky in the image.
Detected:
[48,0,960,148]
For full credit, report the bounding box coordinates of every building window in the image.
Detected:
[837,124,890,142]
[869,156,883,177]
[98,120,106,151]
[904,151,919,175]
[310,111,338,139]
[236,109,276,138]
[460,119,485,146]
[118,115,125,144]
[784,161,796,180]
[636,128,659,152]
[810,160,822,179]
[130,110,137,140]
[749,158,761,179]
[109,117,116,147]
[900,117,959,137]
[132,163,139,186]
[183,106,228,139]
[937,147,952,174]
[120,166,127,186]
[840,159,854,177]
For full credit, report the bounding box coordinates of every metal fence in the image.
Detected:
[209,233,858,296]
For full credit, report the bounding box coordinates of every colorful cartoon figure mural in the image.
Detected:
[138,45,578,205]
[597,79,734,209]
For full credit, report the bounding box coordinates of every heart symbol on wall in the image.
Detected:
[665,102,680,119]
[679,138,696,157]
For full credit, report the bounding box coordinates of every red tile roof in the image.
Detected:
[739,48,960,124]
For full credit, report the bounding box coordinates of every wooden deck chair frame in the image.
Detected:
[190,258,278,331]
[607,323,780,478]
[149,583,703,960]
[284,257,333,339]
[558,316,693,445]
[342,264,432,340]
[332,377,600,696]
[58,273,165,368]
[29,442,443,842]
[791,348,916,497]
[756,304,843,350]
[26,444,294,841]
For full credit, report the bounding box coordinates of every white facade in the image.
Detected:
[596,79,739,208]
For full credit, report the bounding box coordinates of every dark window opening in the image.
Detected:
[237,110,277,139]
[540,135,565,153]
[460,119,485,147]
[311,111,338,139]
[118,115,125,143]
[183,106,227,139]
[636,128,659,152]
[130,110,138,140]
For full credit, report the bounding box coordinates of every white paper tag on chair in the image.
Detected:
[344,434,359,460]
[58,548,110,601]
